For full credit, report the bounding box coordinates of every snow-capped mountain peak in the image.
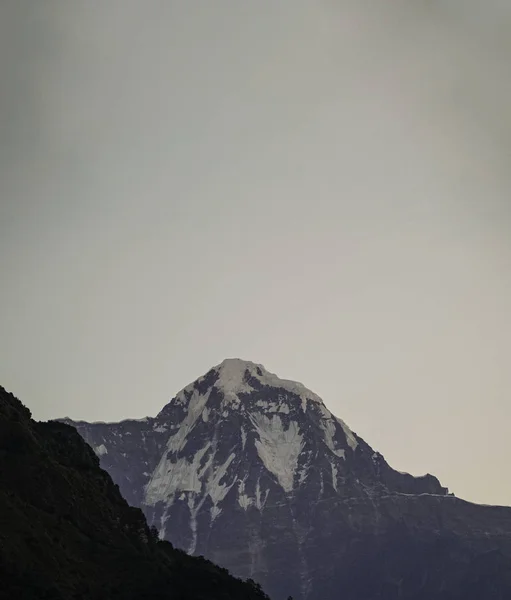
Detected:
[62,359,452,600]
[171,358,324,412]
[135,358,375,545]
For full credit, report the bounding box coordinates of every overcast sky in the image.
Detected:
[1,1,510,506]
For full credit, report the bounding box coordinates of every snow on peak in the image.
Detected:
[214,358,255,400]
[213,358,324,407]
[144,358,365,523]
[170,358,325,411]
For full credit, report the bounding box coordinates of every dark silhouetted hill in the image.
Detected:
[0,385,271,600]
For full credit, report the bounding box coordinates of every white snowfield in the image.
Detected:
[251,412,304,493]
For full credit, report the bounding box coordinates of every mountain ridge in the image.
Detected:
[61,358,447,513]
[62,358,511,600]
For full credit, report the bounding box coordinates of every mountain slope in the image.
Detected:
[0,384,271,600]
[64,358,511,600]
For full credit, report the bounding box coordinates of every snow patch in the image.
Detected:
[256,400,277,412]
[335,416,359,450]
[214,358,254,405]
[144,438,236,532]
[317,401,358,453]
[211,505,222,520]
[255,478,270,510]
[95,444,108,456]
[158,511,171,541]
[331,462,338,492]
[321,418,346,458]
[167,388,211,453]
[144,444,211,504]
[211,358,324,409]
[238,479,253,510]
[187,494,205,554]
[208,452,236,508]
[251,412,304,492]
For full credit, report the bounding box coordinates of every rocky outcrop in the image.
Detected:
[63,358,511,600]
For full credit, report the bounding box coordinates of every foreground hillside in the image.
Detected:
[0,385,271,600]
[66,358,511,600]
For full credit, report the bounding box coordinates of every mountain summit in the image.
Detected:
[190,358,324,407]
[64,359,511,600]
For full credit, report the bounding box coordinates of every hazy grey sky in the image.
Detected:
[1,1,510,506]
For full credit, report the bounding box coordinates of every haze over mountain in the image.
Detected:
[65,358,511,600]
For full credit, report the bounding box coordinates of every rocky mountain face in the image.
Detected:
[63,358,511,600]
[0,385,271,600]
